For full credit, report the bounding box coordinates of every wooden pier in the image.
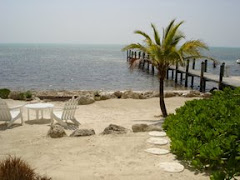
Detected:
[127,50,240,92]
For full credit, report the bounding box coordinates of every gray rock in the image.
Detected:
[114,91,122,98]
[184,90,201,97]
[102,124,130,135]
[78,94,95,105]
[132,124,162,132]
[47,125,67,138]
[164,92,177,98]
[70,129,95,137]
[121,90,140,99]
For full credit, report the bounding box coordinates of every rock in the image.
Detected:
[121,90,140,99]
[132,124,148,132]
[139,93,147,99]
[78,94,95,105]
[157,162,184,173]
[94,96,101,101]
[70,129,95,137]
[147,137,168,145]
[100,93,111,100]
[132,124,162,132]
[114,91,122,98]
[146,124,163,131]
[184,90,201,97]
[164,92,177,98]
[9,91,25,100]
[145,148,170,155]
[47,125,67,138]
[102,124,130,135]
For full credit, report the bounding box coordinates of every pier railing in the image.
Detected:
[126,50,240,92]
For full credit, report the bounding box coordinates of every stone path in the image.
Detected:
[145,130,185,173]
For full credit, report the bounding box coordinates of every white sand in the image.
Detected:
[0,97,208,180]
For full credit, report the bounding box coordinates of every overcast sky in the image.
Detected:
[1,0,240,47]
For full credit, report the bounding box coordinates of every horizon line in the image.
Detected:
[0,43,240,49]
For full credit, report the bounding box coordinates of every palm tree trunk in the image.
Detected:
[159,77,168,117]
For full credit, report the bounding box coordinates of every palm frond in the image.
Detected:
[179,40,208,57]
[134,30,152,45]
[151,24,161,45]
[163,21,184,48]
[163,19,175,39]
[122,43,147,52]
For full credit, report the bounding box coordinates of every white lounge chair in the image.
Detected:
[0,98,23,127]
[51,97,80,127]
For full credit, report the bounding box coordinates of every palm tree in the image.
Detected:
[123,19,210,117]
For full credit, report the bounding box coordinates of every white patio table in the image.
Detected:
[25,103,54,121]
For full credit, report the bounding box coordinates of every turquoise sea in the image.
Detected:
[0,44,239,91]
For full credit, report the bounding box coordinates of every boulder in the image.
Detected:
[102,124,130,135]
[132,124,162,132]
[164,92,177,98]
[47,125,67,138]
[121,90,140,99]
[78,94,95,105]
[184,90,201,97]
[70,129,95,137]
[114,91,122,98]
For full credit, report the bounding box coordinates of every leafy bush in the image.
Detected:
[0,156,51,180]
[25,91,32,99]
[9,91,32,100]
[163,88,240,180]
[0,88,11,99]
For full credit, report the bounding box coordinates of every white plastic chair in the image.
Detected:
[0,98,23,127]
[51,97,80,127]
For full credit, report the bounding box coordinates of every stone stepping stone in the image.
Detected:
[148,131,166,137]
[157,162,184,173]
[147,137,168,145]
[145,148,170,155]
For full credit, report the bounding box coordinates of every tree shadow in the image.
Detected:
[25,119,51,125]
[0,123,22,131]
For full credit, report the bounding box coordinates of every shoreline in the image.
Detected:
[5,89,211,102]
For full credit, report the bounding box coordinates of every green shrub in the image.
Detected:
[25,91,32,99]
[0,156,51,180]
[9,91,32,100]
[0,88,11,99]
[163,88,240,180]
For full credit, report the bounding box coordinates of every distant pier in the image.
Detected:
[126,50,240,92]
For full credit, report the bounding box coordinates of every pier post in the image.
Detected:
[152,64,154,75]
[134,51,137,59]
[166,68,169,79]
[200,62,205,92]
[147,61,150,72]
[213,61,216,68]
[219,63,225,90]
[127,50,129,61]
[142,54,146,70]
[204,59,208,72]
[180,72,183,83]
[175,62,179,83]
[192,58,196,69]
[191,75,194,88]
[131,51,134,59]
[171,69,174,80]
[185,59,190,87]
[138,51,141,59]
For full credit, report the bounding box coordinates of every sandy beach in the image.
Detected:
[0,97,209,180]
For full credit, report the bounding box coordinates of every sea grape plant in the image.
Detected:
[163,88,240,180]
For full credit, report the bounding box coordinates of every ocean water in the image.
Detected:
[0,44,239,91]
